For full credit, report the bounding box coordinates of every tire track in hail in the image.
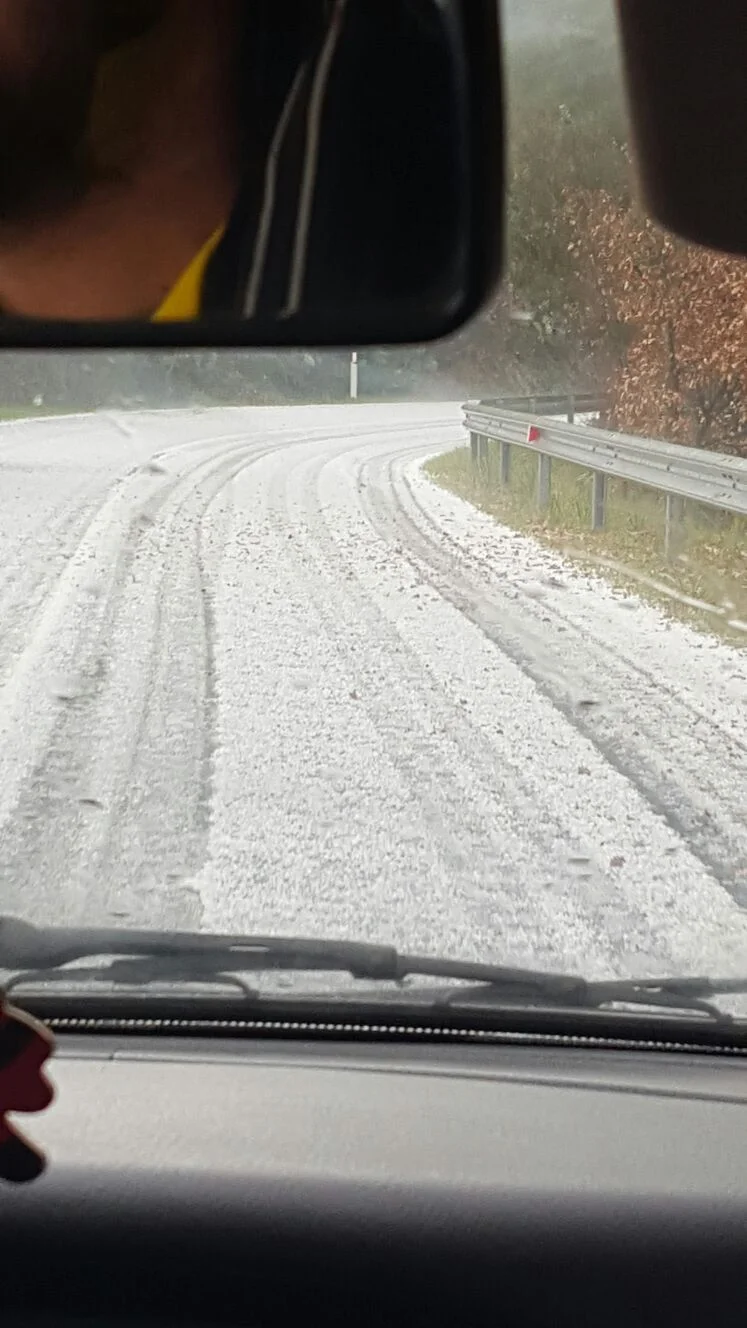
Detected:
[292,433,747,973]
[259,431,630,974]
[394,450,747,886]
[399,451,747,760]
[0,473,117,681]
[359,442,747,906]
[176,417,458,911]
[314,442,700,968]
[0,433,279,925]
[89,438,280,926]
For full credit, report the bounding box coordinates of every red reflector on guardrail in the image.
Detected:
[527,424,541,443]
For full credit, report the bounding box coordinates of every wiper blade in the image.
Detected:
[437,974,746,1022]
[0,917,743,1021]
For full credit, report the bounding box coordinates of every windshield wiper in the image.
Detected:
[0,916,588,1000]
[434,975,745,1022]
[0,917,742,1021]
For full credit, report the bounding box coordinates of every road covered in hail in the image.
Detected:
[0,402,745,982]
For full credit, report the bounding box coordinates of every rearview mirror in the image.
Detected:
[615,0,747,257]
[0,0,503,349]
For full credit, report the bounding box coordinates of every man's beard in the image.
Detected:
[0,0,166,221]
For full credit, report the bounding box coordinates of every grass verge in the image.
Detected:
[0,406,72,421]
[424,441,747,645]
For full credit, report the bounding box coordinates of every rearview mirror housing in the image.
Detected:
[615,0,747,257]
[0,0,503,350]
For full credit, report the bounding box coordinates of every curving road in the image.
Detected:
[0,403,746,980]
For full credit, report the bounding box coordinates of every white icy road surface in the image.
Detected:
[1,402,746,979]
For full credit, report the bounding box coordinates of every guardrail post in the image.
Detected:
[664,494,685,559]
[499,439,511,484]
[536,452,551,510]
[591,471,606,529]
[485,435,496,480]
[471,433,492,476]
[567,395,575,425]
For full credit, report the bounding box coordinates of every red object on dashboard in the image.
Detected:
[0,1001,55,1183]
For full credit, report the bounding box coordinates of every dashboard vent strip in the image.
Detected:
[41,1014,747,1057]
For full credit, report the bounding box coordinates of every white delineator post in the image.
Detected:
[350,351,359,400]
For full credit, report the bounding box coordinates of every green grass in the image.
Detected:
[0,406,72,420]
[425,443,747,645]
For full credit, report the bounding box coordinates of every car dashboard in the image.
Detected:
[2,1024,747,1327]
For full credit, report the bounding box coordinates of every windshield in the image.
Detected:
[0,0,746,1017]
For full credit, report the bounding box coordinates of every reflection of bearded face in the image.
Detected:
[0,0,166,218]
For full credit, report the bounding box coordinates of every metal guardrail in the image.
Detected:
[464,404,747,556]
[475,392,604,420]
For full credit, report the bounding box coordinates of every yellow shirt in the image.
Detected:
[153,226,225,322]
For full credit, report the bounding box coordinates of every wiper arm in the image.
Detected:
[0,918,743,1021]
[0,916,590,998]
[0,917,408,980]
